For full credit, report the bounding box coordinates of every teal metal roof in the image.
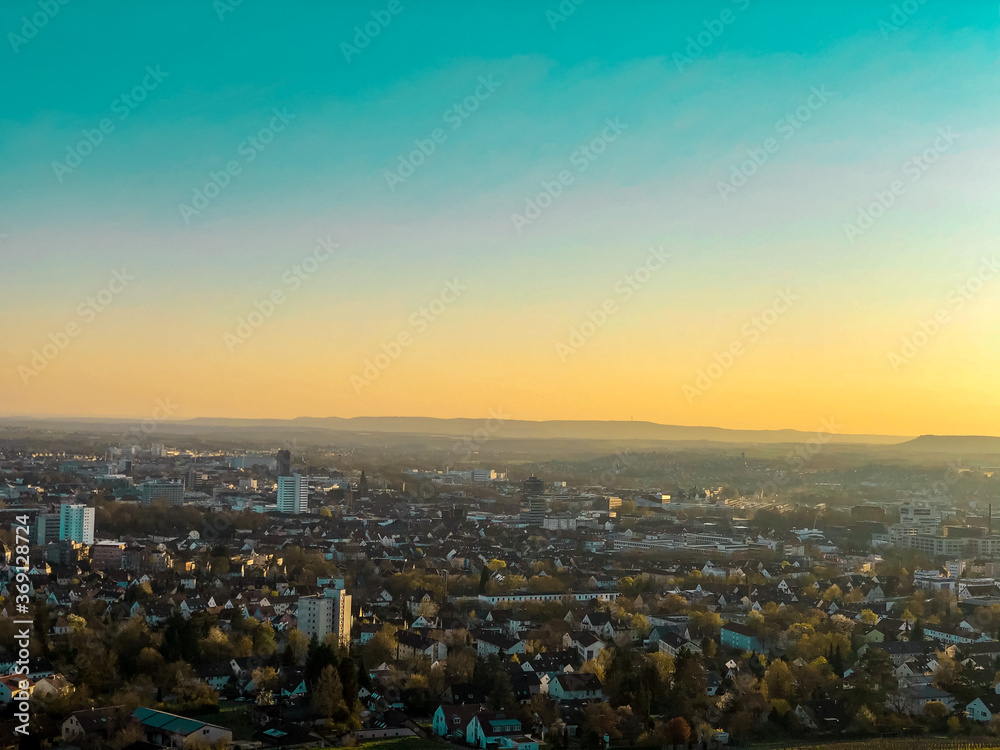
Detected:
[133,707,208,735]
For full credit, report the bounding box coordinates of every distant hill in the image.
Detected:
[77,415,912,445]
[889,435,1000,455]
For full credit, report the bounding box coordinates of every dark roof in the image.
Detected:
[65,706,127,734]
[555,672,602,692]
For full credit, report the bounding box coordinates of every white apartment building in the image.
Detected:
[277,474,309,514]
[298,591,352,648]
[59,504,95,545]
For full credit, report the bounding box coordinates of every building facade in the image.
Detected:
[297,591,352,648]
[277,474,309,514]
[59,504,94,545]
[139,479,184,507]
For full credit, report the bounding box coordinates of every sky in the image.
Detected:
[1,0,999,436]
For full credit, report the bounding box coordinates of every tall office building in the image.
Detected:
[59,504,95,545]
[276,449,292,477]
[298,590,352,648]
[521,475,547,527]
[139,479,184,507]
[277,474,309,514]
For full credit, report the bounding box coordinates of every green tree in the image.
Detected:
[311,664,347,720]
[489,668,516,711]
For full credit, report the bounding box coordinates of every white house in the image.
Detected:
[548,673,604,701]
[968,694,1000,722]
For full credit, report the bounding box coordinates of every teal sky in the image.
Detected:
[2,1,1000,433]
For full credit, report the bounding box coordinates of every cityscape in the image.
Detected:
[3,1,1000,750]
[1,423,1000,749]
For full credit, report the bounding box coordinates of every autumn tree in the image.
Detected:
[665,717,691,747]
[762,659,794,703]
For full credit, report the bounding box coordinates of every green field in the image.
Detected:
[753,740,1000,750]
[352,738,445,750]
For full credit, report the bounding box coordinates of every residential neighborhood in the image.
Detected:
[3,435,1000,749]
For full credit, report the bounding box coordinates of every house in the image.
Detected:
[569,631,605,662]
[408,591,436,615]
[476,631,525,658]
[924,625,990,645]
[133,706,233,747]
[548,673,604,701]
[521,652,576,678]
[720,623,762,653]
[356,623,382,645]
[195,662,233,691]
[894,685,957,714]
[62,706,128,743]
[433,703,482,740]
[860,641,925,666]
[968,694,1000,722]
[581,612,613,633]
[279,668,308,698]
[0,675,33,705]
[397,631,448,661]
[658,631,703,657]
[33,673,73,699]
[507,666,544,703]
[499,736,539,750]
[468,710,524,748]
[705,671,722,696]
[443,683,490,705]
[793,700,850,731]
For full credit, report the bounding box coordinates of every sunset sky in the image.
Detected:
[2,1,999,435]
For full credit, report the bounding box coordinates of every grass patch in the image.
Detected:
[355,738,445,750]
[751,740,1000,750]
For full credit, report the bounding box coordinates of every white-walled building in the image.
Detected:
[298,590,352,648]
[59,504,94,545]
[277,474,309,514]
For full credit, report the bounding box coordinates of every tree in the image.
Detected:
[670,651,708,721]
[763,659,794,702]
[830,645,845,677]
[252,666,279,693]
[852,705,877,733]
[286,628,310,666]
[337,656,361,718]
[489,668,516,711]
[924,700,949,728]
[932,650,962,689]
[362,624,398,665]
[860,609,879,625]
[311,664,347,720]
[821,584,842,602]
[581,702,620,749]
[253,622,277,657]
[665,717,691,747]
